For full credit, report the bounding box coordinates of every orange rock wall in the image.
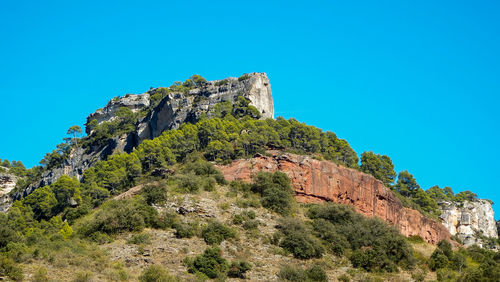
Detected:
[219,152,450,244]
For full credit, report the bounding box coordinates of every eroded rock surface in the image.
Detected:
[219,152,451,244]
[0,168,17,212]
[439,200,498,247]
[8,73,274,208]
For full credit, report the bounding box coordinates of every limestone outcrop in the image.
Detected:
[439,200,498,247]
[0,168,17,212]
[218,152,451,244]
[9,73,274,203]
[87,72,273,140]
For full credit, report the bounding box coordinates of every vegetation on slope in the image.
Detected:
[1,75,498,280]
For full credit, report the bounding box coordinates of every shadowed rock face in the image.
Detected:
[8,73,274,206]
[218,152,451,244]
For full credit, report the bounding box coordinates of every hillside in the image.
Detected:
[0,73,499,281]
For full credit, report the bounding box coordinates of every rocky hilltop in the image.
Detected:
[439,200,498,247]
[87,72,273,140]
[12,73,273,202]
[218,152,451,244]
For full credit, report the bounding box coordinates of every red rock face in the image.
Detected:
[218,152,450,244]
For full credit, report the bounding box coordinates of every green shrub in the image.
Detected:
[187,247,229,279]
[338,273,351,282]
[139,265,177,282]
[244,210,256,219]
[232,214,244,225]
[243,219,259,230]
[277,264,307,281]
[201,221,236,245]
[77,198,159,236]
[0,256,23,281]
[307,203,415,272]
[276,218,324,259]
[88,232,113,244]
[73,271,93,282]
[251,171,294,215]
[33,267,49,282]
[182,160,226,185]
[305,265,328,281]
[174,221,198,239]
[127,233,151,245]
[311,218,349,255]
[238,73,250,81]
[228,260,252,278]
[171,174,202,193]
[429,240,453,271]
[350,248,398,272]
[141,183,168,205]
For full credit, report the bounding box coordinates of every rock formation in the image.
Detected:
[218,152,451,244]
[439,200,498,247]
[0,168,17,212]
[10,73,274,202]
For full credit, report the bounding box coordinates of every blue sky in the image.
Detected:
[1,1,499,218]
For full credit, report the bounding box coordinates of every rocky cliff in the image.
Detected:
[439,200,498,247]
[10,73,274,202]
[218,152,451,244]
[0,168,17,212]
[87,72,273,140]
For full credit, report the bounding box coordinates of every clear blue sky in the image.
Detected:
[1,1,499,218]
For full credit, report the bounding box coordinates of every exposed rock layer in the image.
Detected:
[0,168,17,212]
[439,200,498,247]
[218,152,451,244]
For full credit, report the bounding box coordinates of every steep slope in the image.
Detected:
[219,152,451,244]
[13,73,273,202]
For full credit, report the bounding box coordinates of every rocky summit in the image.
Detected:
[13,73,274,201]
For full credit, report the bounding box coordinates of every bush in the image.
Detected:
[276,218,324,259]
[228,261,252,278]
[243,219,259,230]
[350,248,398,272]
[182,160,226,185]
[127,233,151,245]
[174,221,198,239]
[277,264,327,281]
[0,256,23,281]
[187,247,229,279]
[338,274,351,282]
[33,267,49,282]
[232,214,244,225]
[139,265,177,282]
[238,73,250,81]
[307,203,415,272]
[251,171,294,215]
[305,265,328,281]
[201,221,236,245]
[77,198,159,236]
[73,271,93,282]
[277,264,307,281]
[141,183,168,205]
